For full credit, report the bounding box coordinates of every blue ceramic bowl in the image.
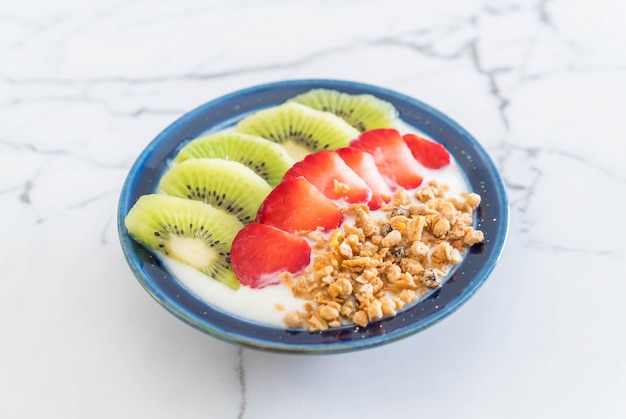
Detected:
[118,79,509,354]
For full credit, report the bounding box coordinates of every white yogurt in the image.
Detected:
[162,124,473,327]
[163,257,307,326]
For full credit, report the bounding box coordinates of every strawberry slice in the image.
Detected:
[230,222,311,288]
[403,133,450,169]
[283,149,371,204]
[256,176,343,233]
[350,129,423,190]
[336,147,392,210]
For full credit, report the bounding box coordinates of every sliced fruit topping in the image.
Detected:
[235,102,360,161]
[159,158,272,225]
[173,131,295,187]
[350,128,423,190]
[124,194,243,290]
[336,147,392,210]
[230,222,311,289]
[402,133,451,169]
[283,149,371,204]
[289,88,398,132]
[256,176,343,233]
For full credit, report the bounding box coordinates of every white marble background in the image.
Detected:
[2,0,625,417]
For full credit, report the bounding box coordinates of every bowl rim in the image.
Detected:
[118,78,509,354]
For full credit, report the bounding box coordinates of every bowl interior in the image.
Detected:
[118,79,509,354]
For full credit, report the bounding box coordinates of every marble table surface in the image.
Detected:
[2,0,625,417]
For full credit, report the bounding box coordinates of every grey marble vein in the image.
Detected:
[236,347,247,419]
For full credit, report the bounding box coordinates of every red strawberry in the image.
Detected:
[256,176,343,233]
[230,222,311,288]
[336,147,392,210]
[402,133,450,169]
[350,129,423,190]
[283,149,371,204]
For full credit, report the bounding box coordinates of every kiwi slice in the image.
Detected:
[159,158,271,225]
[235,102,360,161]
[124,194,243,290]
[288,88,398,132]
[173,131,294,187]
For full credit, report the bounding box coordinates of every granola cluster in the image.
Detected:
[281,180,485,332]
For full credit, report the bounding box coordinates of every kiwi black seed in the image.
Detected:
[235,102,360,161]
[159,158,272,225]
[124,194,243,290]
[173,131,294,187]
[288,88,399,132]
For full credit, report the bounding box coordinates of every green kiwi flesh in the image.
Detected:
[159,158,272,225]
[124,194,243,290]
[289,88,398,132]
[173,131,294,187]
[235,102,360,161]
